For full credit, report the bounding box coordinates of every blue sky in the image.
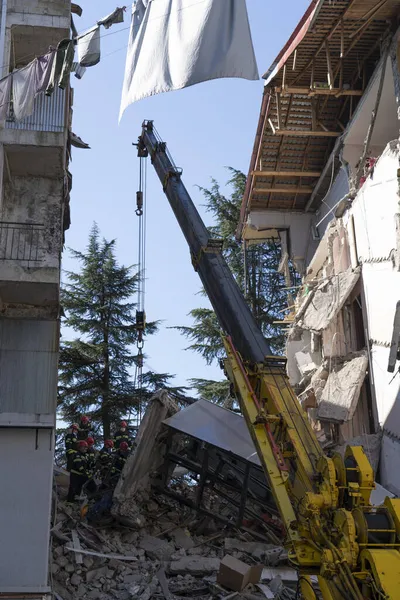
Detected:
[64,0,310,390]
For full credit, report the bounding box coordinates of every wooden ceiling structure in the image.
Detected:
[238,0,400,237]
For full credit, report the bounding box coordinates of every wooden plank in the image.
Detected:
[325,40,334,88]
[275,91,281,130]
[252,170,321,177]
[71,530,83,565]
[267,118,276,135]
[274,86,363,96]
[272,129,340,137]
[66,547,138,561]
[253,187,313,194]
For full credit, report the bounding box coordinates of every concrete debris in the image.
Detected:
[51,491,289,600]
[113,390,179,516]
[139,535,175,561]
[169,556,221,574]
[50,391,292,600]
[297,267,360,331]
[317,352,368,422]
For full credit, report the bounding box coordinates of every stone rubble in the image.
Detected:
[51,489,298,600]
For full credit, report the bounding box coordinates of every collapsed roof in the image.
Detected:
[238,0,400,235]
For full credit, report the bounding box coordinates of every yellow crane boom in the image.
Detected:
[138,120,400,599]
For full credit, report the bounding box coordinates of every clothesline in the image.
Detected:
[0,6,127,123]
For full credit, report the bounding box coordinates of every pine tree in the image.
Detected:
[58,224,159,439]
[175,169,289,400]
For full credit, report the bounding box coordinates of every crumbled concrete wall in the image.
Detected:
[1,175,63,269]
[317,352,368,423]
[113,391,179,522]
[7,0,70,21]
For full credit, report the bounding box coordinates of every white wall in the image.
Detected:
[349,142,400,495]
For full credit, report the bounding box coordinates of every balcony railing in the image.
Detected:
[0,221,45,263]
[5,87,66,133]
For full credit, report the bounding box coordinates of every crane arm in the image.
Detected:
[138,120,400,600]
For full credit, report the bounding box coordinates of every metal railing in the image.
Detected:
[0,221,45,263]
[5,87,66,133]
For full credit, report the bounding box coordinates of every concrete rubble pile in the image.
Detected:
[50,495,297,600]
[51,391,299,600]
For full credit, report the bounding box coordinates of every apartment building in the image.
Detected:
[239,0,400,495]
[0,0,72,593]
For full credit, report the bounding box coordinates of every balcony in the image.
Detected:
[0,88,67,177]
[0,221,60,306]
[0,221,45,262]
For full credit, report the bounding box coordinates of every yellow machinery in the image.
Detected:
[138,121,400,599]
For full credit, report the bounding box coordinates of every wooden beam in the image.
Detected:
[292,48,297,71]
[275,91,281,129]
[339,19,344,90]
[268,118,276,134]
[272,129,341,137]
[253,187,313,194]
[311,98,318,131]
[252,170,321,178]
[291,0,359,86]
[325,41,334,89]
[274,86,363,97]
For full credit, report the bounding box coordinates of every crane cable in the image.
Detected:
[134,152,147,427]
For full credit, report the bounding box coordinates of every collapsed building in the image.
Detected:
[238,0,400,495]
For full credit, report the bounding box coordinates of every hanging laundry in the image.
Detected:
[76,25,100,67]
[35,52,55,94]
[97,6,125,29]
[71,62,87,80]
[46,39,74,96]
[12,60,37,120]
[0,74,11,121]
[119,0,259,120]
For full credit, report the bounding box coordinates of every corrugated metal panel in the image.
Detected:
[0,428,52,593]
[5,87,65,133]
[163,399,261,466]
[0,319,59,416]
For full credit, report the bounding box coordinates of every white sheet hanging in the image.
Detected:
[0,75,11,121]
[119,0,259,120]
[12,61,37,120]
[76,25,101,67]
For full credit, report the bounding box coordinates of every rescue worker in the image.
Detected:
[110,441,129,483]
[97,439,114,483]
[86,436,96,476]
[114,420,131,449]
[78,415,91,440]
[65,423,79,471]
[67,440,89,503]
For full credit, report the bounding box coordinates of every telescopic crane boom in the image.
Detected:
[137,120,400,600]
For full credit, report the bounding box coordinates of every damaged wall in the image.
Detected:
[1,175,64,268]
[288,139,400,494]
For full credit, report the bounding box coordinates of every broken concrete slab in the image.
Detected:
[171,528,194,550]
[169,556,220,575]
[113,390,179,511]
[86,566,108,584]
[317,352,368,422]
[139,535,175,561]
[298,267,360,331]
[261,567,298,583]
[224,538,276,559]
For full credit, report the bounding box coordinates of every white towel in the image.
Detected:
[119,0,259,120]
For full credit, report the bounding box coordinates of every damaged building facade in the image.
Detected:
[0,0,73,594]
[239,0,400,495]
